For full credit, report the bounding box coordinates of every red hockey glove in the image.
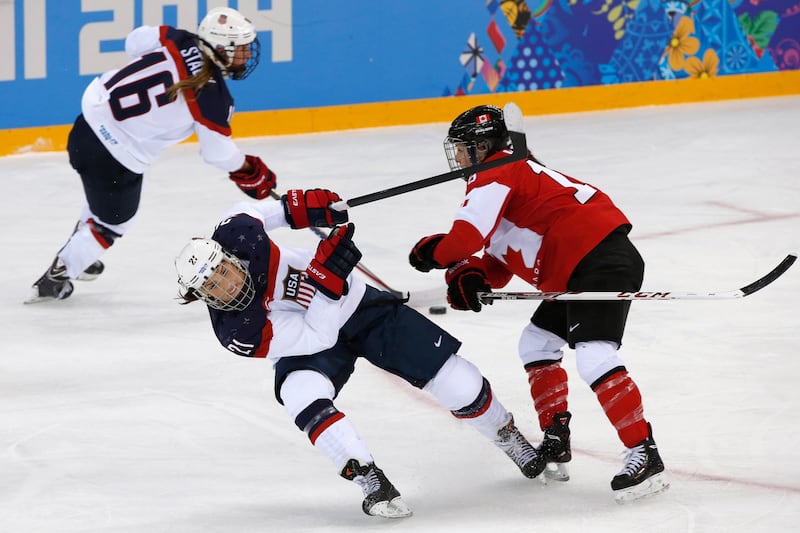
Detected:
[445,257,492,312]
[229,155,276,200]
[306,223,362,300]
[409,234,447,272]
[282,189,348,229]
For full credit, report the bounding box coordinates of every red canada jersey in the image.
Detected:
[436,152,630,291]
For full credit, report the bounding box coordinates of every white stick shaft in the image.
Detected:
[480,290,743,301]
[480,254,796,303]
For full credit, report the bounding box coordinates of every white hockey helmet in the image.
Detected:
[197,7,260,80]
[175,238,255,311]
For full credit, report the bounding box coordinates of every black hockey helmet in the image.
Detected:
[444,105,510,171]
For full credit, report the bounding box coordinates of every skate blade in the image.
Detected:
[536,463,570,485]
[367,497,413,518]
[613,472,670,504]
[24,293,51,304]
[544,462,570,482]
[24,289,59,304]
[76,261,104,281]
[24,283,73,304]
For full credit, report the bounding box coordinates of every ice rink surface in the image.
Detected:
[1,96,799,532]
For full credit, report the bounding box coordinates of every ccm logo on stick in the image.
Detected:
[618,292,671,299]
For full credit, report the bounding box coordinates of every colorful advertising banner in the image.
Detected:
[1,0,798,131]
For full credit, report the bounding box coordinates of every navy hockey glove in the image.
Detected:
[306,223,362,300]
[229,155,277,200]
[409,234,447,272]
[445,257,492,312]
[282,189,348,229]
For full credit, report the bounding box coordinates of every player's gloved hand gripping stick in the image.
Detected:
[269,103,530,308]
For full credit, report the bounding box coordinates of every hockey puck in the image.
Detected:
[429,305,447,315]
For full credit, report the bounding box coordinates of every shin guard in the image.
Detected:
[526,361,569,431]
[592,369,649,447]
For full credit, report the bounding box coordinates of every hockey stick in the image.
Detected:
[267,190,449,305]
[478,254,797,303]
[329,102,527,211]
[268,189,406,297]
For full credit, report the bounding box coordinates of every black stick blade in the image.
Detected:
[739,253,797,296]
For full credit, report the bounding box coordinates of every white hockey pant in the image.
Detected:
[519,323,625,386]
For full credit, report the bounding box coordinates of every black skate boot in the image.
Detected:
[26,257,74,304]
[611,423,669,503]
[340,458,412,518]
[536,411,572,481]
[494,414,546,479]
[77,260,105,281]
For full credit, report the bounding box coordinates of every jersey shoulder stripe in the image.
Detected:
[161,26,233,136]
[254,240,281,358]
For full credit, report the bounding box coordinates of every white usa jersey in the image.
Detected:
[81,25,245,174]
[207,201,367,363]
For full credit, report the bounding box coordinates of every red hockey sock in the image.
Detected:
[526,362,568,430]
[593,370,649,447]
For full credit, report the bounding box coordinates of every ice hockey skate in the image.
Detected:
[77,260,105,281]
[536,411,572,482]
[26,257,74,304]
[611,423,669,503]
[494,413,546,479]
[26,258,105,304]
[340,459,412,518]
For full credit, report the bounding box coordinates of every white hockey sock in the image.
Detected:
[458,384,511,441]
[58,224,106,279]
[313,416,373,470]
[281,370,373,470]
[425,354,511,440]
